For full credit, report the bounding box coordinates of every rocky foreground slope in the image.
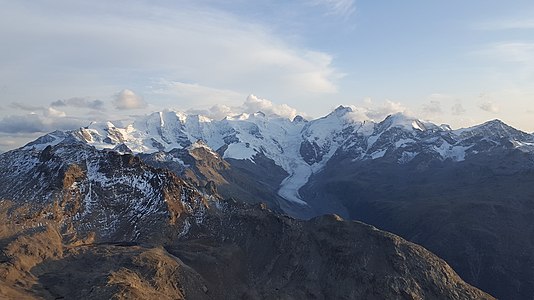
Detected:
[0,142,492,299]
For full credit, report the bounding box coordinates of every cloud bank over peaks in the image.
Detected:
[2,90,132,137]
[325,99,409,123]
[242,94,299,119]
[360,99,408,121]
[0,113,85,134]
[187,94,301,121]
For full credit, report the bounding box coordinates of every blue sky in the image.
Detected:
[1,0,534,151]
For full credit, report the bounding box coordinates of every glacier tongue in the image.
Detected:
[278,163,311,205]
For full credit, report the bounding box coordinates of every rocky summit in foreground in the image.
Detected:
[0,141,493,299]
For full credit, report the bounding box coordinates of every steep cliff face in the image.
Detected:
[170,203,493,299]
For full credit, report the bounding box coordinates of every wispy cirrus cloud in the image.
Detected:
[0,1,342,109]
[152,80,245,110]
[308,0,356,16]
[0,0,350,152]
[475,18,534,30]
[476,42,534,63]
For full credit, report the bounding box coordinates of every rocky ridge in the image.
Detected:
[0,142,493,299]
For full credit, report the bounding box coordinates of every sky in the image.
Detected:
[1,0,534,151]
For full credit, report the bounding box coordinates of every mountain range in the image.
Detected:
[0,136,491,299]
[3,105,534,298]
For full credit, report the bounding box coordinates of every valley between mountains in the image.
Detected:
[2,105,534,299]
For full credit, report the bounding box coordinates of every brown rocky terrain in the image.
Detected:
[0,200,207,299]
[0,199,494,300]
[139,144,290,213]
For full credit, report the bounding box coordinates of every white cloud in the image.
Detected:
[113,89,146,110]
[44,107,66,118]
[187,94,301,120]
[242,94,299,119]
[340,99,408,123]
[479,102,499,113]
[11,102,67,117]
[477,42,534,63]
[364,100,407,120]
[188,104,234,121]
[0,1,342,108]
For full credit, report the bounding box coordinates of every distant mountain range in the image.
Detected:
[24,106,534,211]
[3,106,534,298]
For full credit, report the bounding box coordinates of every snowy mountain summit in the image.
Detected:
[23,106,534,207]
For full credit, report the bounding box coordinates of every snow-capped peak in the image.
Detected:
[378,113,425,131]
[292,115,307,123]
[328,105,354,117]
[454,119,531,140]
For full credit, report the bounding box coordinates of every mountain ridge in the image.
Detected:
[0,140,493,299]
[12,107,534,299]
